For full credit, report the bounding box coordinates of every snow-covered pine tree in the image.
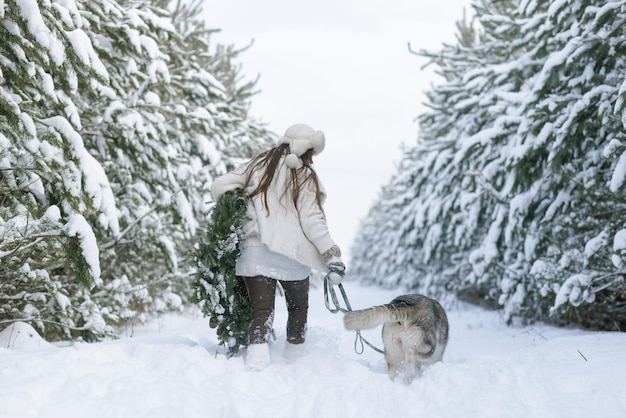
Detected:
[521,0,626,329]
[1,0,120,340]
[1,0,273,341]
[349,0,626,330]
[350,1,508,301]
[75,0,271,335]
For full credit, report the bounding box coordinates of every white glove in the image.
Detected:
[326,259,345,285]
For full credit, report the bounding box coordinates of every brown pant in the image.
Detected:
[243,275,309,345]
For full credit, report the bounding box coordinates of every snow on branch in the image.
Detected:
[16,0,65,66]
[65,213,101,288]
[552,273,594,312]
[41,116,120,235]
[609,149,626,193]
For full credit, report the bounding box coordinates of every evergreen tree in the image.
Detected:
[1,0,118,340]
[1,0,272,341]
[350,0,626,330]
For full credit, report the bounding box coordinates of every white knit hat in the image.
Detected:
[280,123,325,169]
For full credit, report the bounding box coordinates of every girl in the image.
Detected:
[211,123,345,371]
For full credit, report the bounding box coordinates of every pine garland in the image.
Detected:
[194,190,251,354]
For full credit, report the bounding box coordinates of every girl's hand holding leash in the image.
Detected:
[326,261,345,285]
[322,245,345,285]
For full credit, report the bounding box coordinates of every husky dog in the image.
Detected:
[343,294,449,383]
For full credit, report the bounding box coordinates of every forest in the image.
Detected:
[0,0,273,341]
[350,0,626,331]
[2,0,625,343]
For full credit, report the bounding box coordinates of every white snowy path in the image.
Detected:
[1,282,625,418]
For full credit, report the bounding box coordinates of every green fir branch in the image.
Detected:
[194,189,250,354]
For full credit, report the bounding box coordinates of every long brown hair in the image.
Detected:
[244,144,325,214]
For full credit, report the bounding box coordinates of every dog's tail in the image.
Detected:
[343,305,394,330]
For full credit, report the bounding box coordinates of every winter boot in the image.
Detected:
[245,343,270,371]
[283,342,305,363]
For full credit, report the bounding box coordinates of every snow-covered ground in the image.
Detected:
[1,282,625,418]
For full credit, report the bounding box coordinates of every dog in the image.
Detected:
[343,294,449,383]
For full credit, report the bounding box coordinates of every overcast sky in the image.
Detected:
[202,1,471,263]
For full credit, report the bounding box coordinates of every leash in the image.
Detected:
[323,278,385,355]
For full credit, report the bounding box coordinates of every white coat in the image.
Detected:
[210,156,336,272]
